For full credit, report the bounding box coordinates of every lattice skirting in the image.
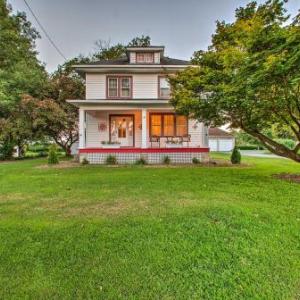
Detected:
[80,152,209,164]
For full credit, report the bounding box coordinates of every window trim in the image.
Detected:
[158,76,171,99]
[149,113,188,137]
[106,75,133,99]
[136,52,154,64]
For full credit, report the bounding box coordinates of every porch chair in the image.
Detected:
[150,135,160,148]
[181,134,191,147]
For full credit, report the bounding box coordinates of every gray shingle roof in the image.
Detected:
[84,56,190,66]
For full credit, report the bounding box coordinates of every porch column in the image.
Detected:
[79,108,86,149]
[141,108,147,149]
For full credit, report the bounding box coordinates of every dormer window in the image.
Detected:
[136,52,154,63]
[158,76,171,98]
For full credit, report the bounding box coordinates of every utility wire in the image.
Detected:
[23,0,67,60]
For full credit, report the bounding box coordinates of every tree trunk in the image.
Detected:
[242,127,300,163]
[65,146,72,157]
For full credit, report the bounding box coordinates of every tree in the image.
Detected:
[0,0,47,114]
[170,0,300,162]
[92,35,151,61]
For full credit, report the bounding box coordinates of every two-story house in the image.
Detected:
[68,46,209,164]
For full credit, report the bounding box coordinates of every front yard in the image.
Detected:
[0,156,300,299]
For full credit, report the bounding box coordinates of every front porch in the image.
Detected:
[78,107,209,164]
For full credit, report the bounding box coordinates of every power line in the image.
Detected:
[23,0,67,60]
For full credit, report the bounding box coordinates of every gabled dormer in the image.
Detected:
[126,46,165,64]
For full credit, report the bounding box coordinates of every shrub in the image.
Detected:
[48,144,59,165]
[106,155,117,165]
[135,157,147,165]
[163,156,171,165]
[274,138,296,150]
[0,141,14,160]
[231,147,241,164]
[81,158,89,165]
[192,157,200,164]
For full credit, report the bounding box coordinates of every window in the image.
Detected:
[159,77,171,98]
[108,78,118,97]
[150,114,188,137]
[107,76,132,98]
[136,52,154,63]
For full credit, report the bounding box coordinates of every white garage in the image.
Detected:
[208,128,235,152]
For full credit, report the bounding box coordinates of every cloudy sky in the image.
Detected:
[8,0,299,72]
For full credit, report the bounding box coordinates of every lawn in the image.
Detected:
[0,156,300,299]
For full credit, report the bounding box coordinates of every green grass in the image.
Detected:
[0,156,300,299]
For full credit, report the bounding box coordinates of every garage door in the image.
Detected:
[218,139,234,152]
[209,139,218,151]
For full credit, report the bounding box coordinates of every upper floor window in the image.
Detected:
[159,76,171,98]
[107,76,132,99]
[136,52,154,63]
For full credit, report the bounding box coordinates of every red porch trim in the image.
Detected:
[79,147,210,154]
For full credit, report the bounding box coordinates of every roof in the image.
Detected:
[81,56,190,66]
[209,128,234,138]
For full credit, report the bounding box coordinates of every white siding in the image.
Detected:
[133,74,158,99]
[86,74,106,99]
[129,52,136,63]
[85,111,142,148]
[189,120,207,147]
[154,52,160,64]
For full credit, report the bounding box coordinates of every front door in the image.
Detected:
[110,115,134,147]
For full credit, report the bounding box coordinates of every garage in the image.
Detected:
[208,128,235,152]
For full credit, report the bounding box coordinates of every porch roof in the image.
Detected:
[67,99,173,109]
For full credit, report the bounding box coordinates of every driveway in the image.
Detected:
[240,150,286,159]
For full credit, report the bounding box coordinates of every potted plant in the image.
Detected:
[165,140,183,148]
[101,141,121,149]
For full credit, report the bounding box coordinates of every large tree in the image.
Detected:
[170,0,300,162]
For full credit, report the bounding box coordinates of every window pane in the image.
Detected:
[108,78,118,97]
[136,52,153,63]
[151,115,162,136]
[159,77,170,98]
[176,116,188,136]
[163,114,175,136]
[121,78,131,97]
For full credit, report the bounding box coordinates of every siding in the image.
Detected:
[85,73,159,99]
[154,52,160,64]
[86,111,142,148]
[132,74,158,99]
[85,74,106,99]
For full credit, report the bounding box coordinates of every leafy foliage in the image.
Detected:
[106,155,117,165]
[170,0,300,162]
[47,144,59,164]
[231,147,242,164]
[163,156,171,165]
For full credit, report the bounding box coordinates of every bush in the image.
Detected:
[135,157,147,165]
[163,156,171,165]
[231,147,241,164]
[274,138,296,150]
[81,158,89,165]
[0,141,14,160]
[48,144,59,165]
[106,155,117,165]
[192,157,200,164]
[237,145,263,150]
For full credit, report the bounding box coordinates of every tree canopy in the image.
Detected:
[170,0,300,162]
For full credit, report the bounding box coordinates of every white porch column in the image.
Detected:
[141,108,147,149]
[79,108,86,149]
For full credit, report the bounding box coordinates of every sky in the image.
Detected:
[9,0,300,73]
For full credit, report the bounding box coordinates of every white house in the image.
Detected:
[68,46,209,164]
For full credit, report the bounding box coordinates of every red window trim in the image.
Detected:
[135,52,154,64]
[158,76,171,99]
[149,113,188,137]
[106,75,133,99]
